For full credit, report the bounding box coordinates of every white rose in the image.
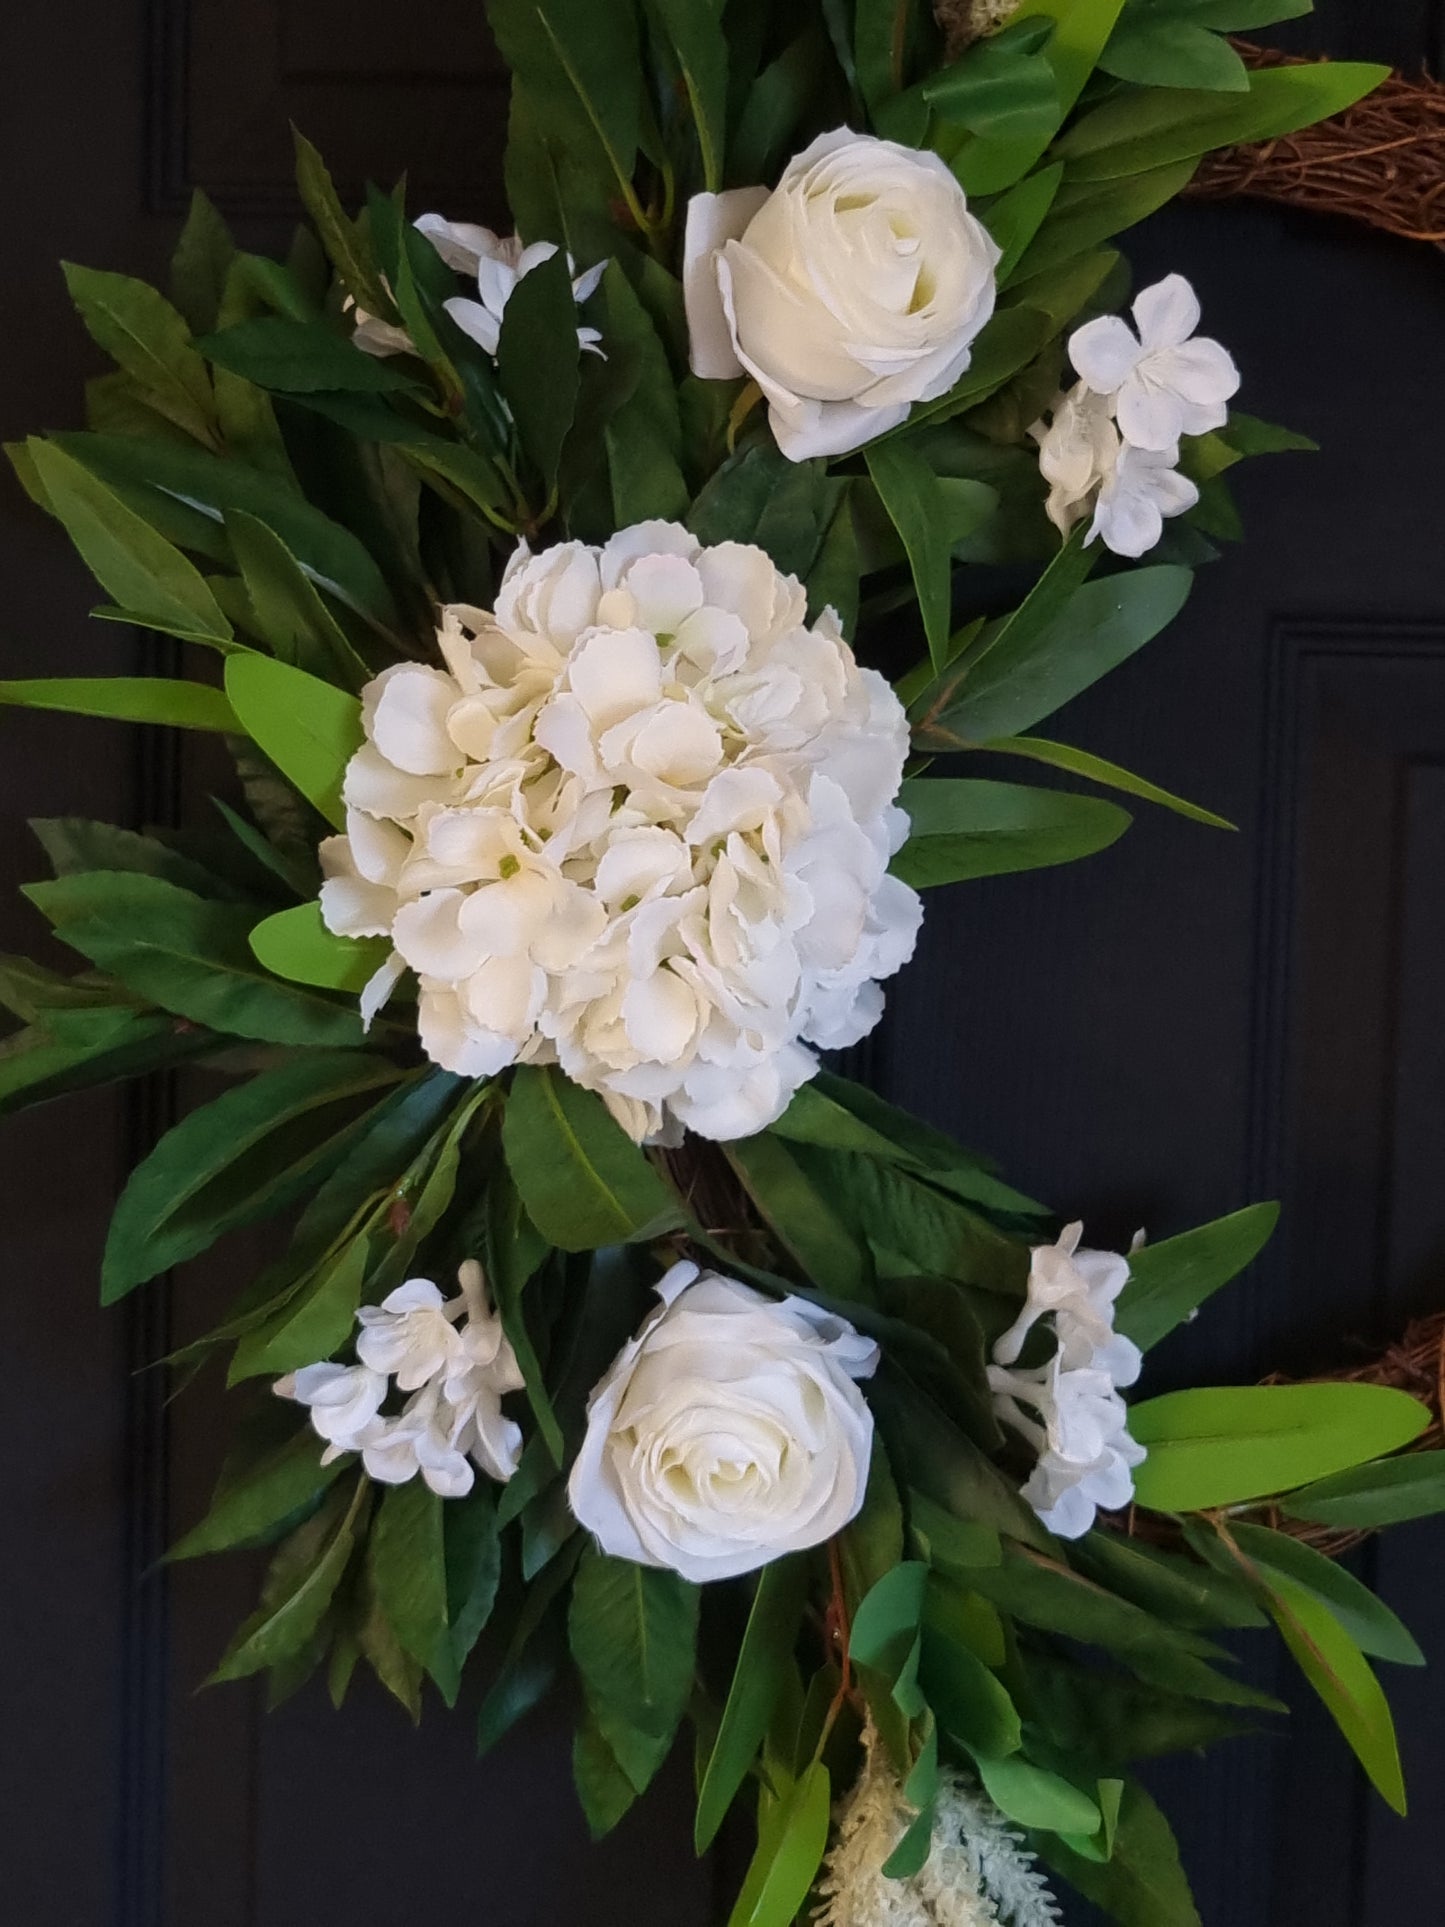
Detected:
[684,129,1000,462]
[567,1261,879,1582]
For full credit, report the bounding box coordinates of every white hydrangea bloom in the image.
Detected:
[987,1224,1145,1538]
[321,524,921,1142]
[276,1261,524,1498]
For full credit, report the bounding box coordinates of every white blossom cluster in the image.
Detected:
[986,1223,1146,1539]
[1032,273,1239,559]
[275,1262,523,1498]
[320,523,921,1142]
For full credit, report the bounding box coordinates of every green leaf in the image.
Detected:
[919,19,1060,144]
[1056,61,1390,182]
[977,1752,1101,1835]
[984,163,1064,284]
[569,1546,699,1741]
[228,1236,371,1380]
[1115,1201,1278,1351]
[496,250,582,494]
[645,0,728,191]
[1129,1384,1432,1513]
[170,189,236,336]
[854,0,929,109]
[212,1482,362,1682]
[62,262,218,446]
[223,654,363,832]
[724,1131,873,1302]
[696,1556,809,1852]
[501,1065,683,1250]
[27,871,365,1048]
[27,440,234,646]
[726,1761,832,1927]
[1071,1529,1265,1632]
[99,1051,401,1300]
[370,1478,449,1681]
[293,129,393,316]
[224,509,368,688]
[1281,1451,1445,1531]
[0,1006,211,1120]
[170,1427,344,1560]
[49,431,399,632]
[1266,1572,1407,1814]
[482,1172,561,1464]
[982,733,1233,830]
[893,776,1129,886]
[1218,1523,1423,1666]
[865,441,954,671]
[921,1578,1021,1757]
[573,1703,646,1837]
[438,1483,503,1699]
[952,0,1126,194]
[199,316,425,397]
[1011,157,1201,285]
[898,304,1056,435]
[249,901,387,995]
[914,561,1193,749]
[592,264,688,527]
[850,1560,928,1681]
[1100,18,1248,92]
[0,676,238,733]
[1041,1780,1201,1927]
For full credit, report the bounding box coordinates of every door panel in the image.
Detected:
[2,4,1442,1923]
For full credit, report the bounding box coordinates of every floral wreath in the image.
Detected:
[3,4,1434,1923]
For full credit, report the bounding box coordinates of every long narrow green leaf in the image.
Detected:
[1267,1573,1407,1814]
[865,442,953,671]
[0,677,238,733]
[1115,1202,1278,1351]
[983,733,1233,830]
[62,262,218,446]
[501,1065,683,1250]
[696,1557,809,1852]
[893,776,1129,886]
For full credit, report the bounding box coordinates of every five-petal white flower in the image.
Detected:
[1068,273,1239,452]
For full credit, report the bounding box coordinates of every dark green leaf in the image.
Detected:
[646,0,728,190]
[228,1236,371,1380]
[170,1427,344,1559]
[293,129,393,316]
[1212,1522,1422,1666]
[211,1482,362,1682]
[983,733,1233,830]
[62,262,218,445]
[370,1478,449,1680]
[1281,1451,1445,1530]
[569,1547,699,1740]
[1099,20,1248,92]
[199,316,425,397]
[224,509,368,687]
[502,1065,683,1250]
[724,1131,873,1302]
[865,441,954,671]
[496,251,583,493]
[1041,1780,1201,1927]
[1116,1202,1278,1351]
[1012,159,1202,283]
[99,1050,401,1299]
[696,1556,809,1852]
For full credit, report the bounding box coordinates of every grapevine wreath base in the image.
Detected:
[5,5,1445,1926]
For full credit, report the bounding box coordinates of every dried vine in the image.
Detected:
[1188,43,1445,245]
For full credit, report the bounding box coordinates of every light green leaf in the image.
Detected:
[984,163,1064,283]
[569,1546,699,1740]
[99,1050,401,1300]
[170,1428,345,1560]
[0,676,238,733]
[1281,1451,1445,1531]
[865,441,954,671]
[62,262,218,445]
[726,1761,832,1927]
[1099,18,1248,92]
[976,1752,1101,1835]
[696,1555,809,1852]
[249,901,387,994]
[28,440,234,646]
[501,1065,683,1250]
[1267,1572,1407,1814]
[224,654,363,831]
[983,733,1233,830]
[1115,1202,1278,1351]
[1129,1384,1432,1513]
[952,0,1126,194]
[893,776,1129,886]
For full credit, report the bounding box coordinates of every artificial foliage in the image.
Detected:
[3,4,1441,1923]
